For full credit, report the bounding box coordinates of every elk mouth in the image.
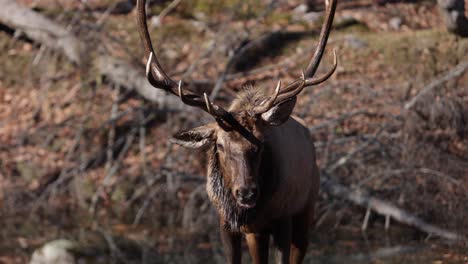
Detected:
[236,195,258,209]
[237,199,257,209]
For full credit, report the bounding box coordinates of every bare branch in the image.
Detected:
[321,178,466,241]
[404,61,468,110]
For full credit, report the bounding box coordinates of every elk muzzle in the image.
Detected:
[233,184,258,209]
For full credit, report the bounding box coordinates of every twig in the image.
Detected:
[133,184,160,226]
[96,2,119,26]
[322,126,336,167]
[139,109,147,177]
[354,167,461,190]
[182,40,216,79]
[209,51,239,101]
[361,206,371,231]
[325,136,376,174]
[150,0,182,27]
[131,114,179,226]
[105,85,120,172]
[404,61,468,110]
[89,120,140,216]
[96,227,129,263]
[89,87,129,216]
[385,214,391,231]
[29,83,94,216]
[309,110,373,133]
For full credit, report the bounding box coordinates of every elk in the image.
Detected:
[136,0,337,262]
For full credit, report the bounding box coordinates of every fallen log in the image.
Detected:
[96,56,191,110]
[0,0,190,111]
[321,178,466,241]
[0,0,82,64]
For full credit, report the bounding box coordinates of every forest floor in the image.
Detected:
[0,0,467,263]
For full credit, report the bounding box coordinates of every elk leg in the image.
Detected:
[246,233,270,264]
[272,218,292,264]
[289,206,312,264]
[219,220,242,264]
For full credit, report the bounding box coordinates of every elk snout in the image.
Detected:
[234,186,258,209]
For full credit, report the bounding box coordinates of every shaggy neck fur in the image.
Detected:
[207,147,256,231]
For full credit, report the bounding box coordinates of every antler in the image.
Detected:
[254,0,338,114]
[136,0,229,119]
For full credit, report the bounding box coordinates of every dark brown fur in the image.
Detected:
[191,86,320,263]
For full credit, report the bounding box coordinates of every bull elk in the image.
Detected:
[136,0,337,262]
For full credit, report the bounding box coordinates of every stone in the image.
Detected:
[30,239,77,264]
[389,17,403,30]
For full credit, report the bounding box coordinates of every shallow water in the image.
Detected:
[160,224,467,264]
[304,225,466,264]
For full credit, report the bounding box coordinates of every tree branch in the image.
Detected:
[321,177,466,241]
[405,61,468,110]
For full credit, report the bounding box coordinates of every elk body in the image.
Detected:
[136,0,337,263]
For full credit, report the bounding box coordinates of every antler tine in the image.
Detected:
[178,80,192,105]
[305,48,337,86]
[137,0,229,120]
[274,78,306,106]
[252,80,282,114]
[203,93,213,114]
[278,48,337,100]
[271,80,281,104]
[145,52,153,79]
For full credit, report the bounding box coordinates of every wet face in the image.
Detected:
[170,99,297,209]
[216,127,264,209]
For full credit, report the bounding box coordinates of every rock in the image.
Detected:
[344,34,367,49]
[150,16,162,27]
[30,240,77,264]
[303,12,322,24]
[293,4,308,15]
[389,17,403,30]
[292,3,321,23]
[112,0,134,15]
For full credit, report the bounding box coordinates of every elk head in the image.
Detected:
[136,0,337,209]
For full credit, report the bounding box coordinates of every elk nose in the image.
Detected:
[235,187,258,204]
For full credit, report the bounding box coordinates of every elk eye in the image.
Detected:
[216,143,224,151]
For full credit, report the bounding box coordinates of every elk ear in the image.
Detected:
[170,124,215,149]
[261,97,297,126]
